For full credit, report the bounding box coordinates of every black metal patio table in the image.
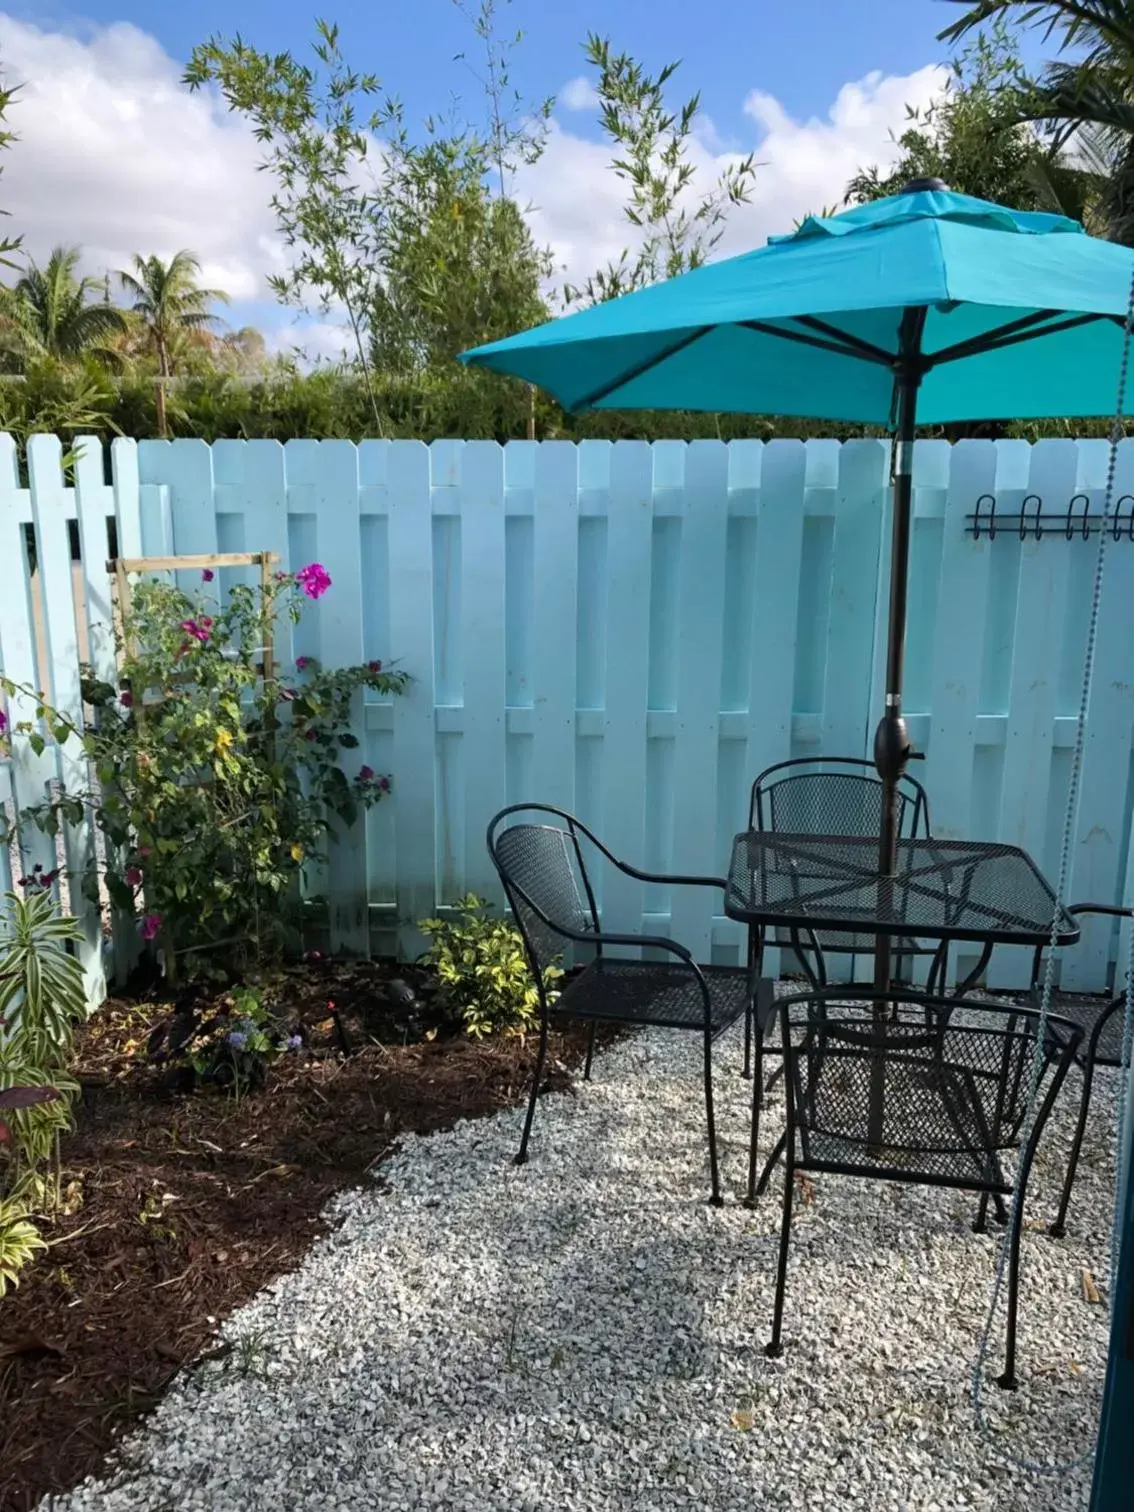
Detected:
[725,832,1081,1147]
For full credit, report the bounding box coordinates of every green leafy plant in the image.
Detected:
[2,564,409,980]
[180,985,301,1095]
[420,892,561,1038]
[0,891,87,1293]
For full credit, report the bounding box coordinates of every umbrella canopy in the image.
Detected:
[461,181,1134,890]
[462,184,1134,426]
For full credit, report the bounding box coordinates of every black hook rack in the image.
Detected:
[967,493,1134,541]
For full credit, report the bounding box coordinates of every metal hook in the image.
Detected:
[1021,494,1042,541]
[1066,493,1089,541]
[1114,495,1134,542]
[973,493,996,540]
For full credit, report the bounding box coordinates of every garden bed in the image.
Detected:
[0,958,601,1512]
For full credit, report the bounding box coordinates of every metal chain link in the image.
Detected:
[972,264,1134,1474]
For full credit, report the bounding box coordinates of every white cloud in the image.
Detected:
[0,15,281,300]
[559,75,599,111]
[520,63,948,303]
[0,14,948,337]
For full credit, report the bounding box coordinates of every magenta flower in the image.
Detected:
[140,913,162,942]
[179,618,211,644]
[125,865,143,888]
[120,690,134,709]
[296,656,311,671]
[358,765,375,782]
[379,775,391,793]
[367,660,382,673]
[296,562,331,600]
[201,568,215,583]
[0,708,7,735]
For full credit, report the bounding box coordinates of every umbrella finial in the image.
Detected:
[901,177,948,194]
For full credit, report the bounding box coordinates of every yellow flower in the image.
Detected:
[290,842,304,862]
[214,728,234,753]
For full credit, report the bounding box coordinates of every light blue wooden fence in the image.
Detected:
[1,432,1132,1002]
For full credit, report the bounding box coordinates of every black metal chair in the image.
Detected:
[487,803,747,1206]
[746,755,935,1006]
[1028,902,1133,1238]
[757,987,1082,1389]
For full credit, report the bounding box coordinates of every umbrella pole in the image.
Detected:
[870,333,923,1147]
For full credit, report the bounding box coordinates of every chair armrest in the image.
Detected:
[1069,903,1134,920]
[605,858,728,891]
[546,920,695,963]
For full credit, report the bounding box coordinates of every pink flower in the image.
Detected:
[179,618,211,644]
[120,690,133,709]
[138,845,153,859]
[367,660,382,673]
[296,656,311,671]
[296,562,331,600]
[358,765,375,782]
[125,865,143,888]
[140,913,162,942]
[379,775,391,793]
[0,708,7,735]
[201,568,215,583]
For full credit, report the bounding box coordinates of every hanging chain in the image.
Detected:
[972,264,1134,1474]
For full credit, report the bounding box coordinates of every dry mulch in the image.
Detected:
[0,961,601,1512]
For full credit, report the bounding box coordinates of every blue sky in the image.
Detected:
[26,0,1015,144]
[3,2,1057,351]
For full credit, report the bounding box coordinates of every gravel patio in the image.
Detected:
[55,1008,1116,1512]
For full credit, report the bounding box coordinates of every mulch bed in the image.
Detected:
[0,960,605,1512]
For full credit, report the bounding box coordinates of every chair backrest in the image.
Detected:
[781,990,1080,1185]
[749,756,930,840]
[487,806,600,977]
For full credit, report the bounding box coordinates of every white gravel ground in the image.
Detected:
[49,1014,1119,1512]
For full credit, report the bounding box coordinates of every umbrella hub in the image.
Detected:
[901,177,948,194]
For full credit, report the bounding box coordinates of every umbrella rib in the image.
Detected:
[928,310,1104,367]
[739,320,891,366]
[792,316,896,364]
[569,326,714,410]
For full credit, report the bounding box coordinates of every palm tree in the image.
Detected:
[940,2,1134,242]
[0,246,127,366]
[118,251,229,436]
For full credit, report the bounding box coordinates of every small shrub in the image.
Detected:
[1,562,409,980]
[149,985,303,1095]
[419,893,560,1038]
[0,891,87,1293]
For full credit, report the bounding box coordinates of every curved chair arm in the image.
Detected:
[1031,902,1134,986]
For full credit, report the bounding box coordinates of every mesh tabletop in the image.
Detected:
[725,833,1079,946]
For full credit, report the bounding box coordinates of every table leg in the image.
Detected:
[869,934,892,1151]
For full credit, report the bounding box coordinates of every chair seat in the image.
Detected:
[552,959,748,1036]
[1028,986,1127,1065]
[796,1048,1012,1191]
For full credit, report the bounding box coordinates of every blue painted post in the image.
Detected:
[1090,1069,1134,1510]
[460,443,507,906]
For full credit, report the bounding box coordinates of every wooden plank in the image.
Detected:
[670,441,729,959]
[821,439,886,758]
[459,443,507,905]
[113,551,271,572]
[925,442,1000,843]
[28,436,104,1000]
[601,442,652,938]
[990,439,1077,990]
[138,440,217,594]
[75,438,131,987]
[308,441,368,955]
[1065,438,1134,988]
[388,443,436,954]
[530,442,579,815]
[244,441,293,668]
[0,435,59,901]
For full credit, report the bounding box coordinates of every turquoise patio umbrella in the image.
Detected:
[462,179,1134,873]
